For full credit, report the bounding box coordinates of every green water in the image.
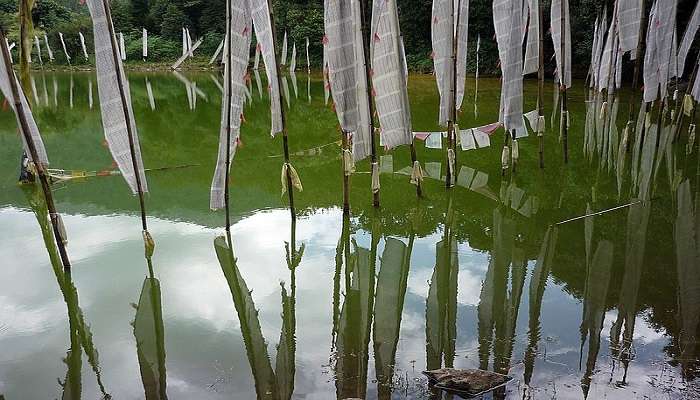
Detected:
[0,71,698,399]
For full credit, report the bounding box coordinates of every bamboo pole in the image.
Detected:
[537,0,545,169]
[446,0,461,188]
[100,0,149,235]
[0,26,71,269]
[266,0,296,217]
[359,0,381,207]
[560,0,569,164]
[340,128,350,214]
[223,0,234,232]
[511,129,517,174]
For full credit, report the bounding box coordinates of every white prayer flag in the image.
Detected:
[86,0,148,194]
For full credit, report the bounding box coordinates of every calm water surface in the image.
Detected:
[0,71,698,399]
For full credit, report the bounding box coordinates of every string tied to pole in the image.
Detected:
[447,148,456,179]
[599,101,607,120]
[684,94,694,116]
[143,230,155,259]
[371,161,380,193]
[281,162,303,195]
[501,145,510,171]
[410,160,424,186]
[645,111,652,129]
[342,149,355,176]
[622,121,631,150]
[537,115,546,137]
[687,124,696,155]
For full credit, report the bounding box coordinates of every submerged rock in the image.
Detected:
[423,368,512,397]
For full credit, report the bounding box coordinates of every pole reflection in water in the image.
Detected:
[477,207,515,373]
[522,226,558,395]
[476,198,528,400]
[333,210,377,399]
[373,209,415,398]
[609,199,650,384]
[132,263,168,399]
[579,239,613,399]
[23,186,110,400]
[214,213,300,399]
[425,194,458,399]
[675,180,700,379]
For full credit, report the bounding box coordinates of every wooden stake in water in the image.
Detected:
[0,27,71,269]
[360,0,381,207]
[267,0,296,217]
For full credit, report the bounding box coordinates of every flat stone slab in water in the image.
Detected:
[423,368,512,397]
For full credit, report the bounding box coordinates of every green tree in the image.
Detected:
[32,0,72,29]
[160,4,188,42]
[198,0,225,35]
[111,0,133,33]
[131,0,152,31]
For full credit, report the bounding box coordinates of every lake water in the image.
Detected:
[0,71,698,399]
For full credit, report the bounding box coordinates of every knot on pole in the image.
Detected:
[501,145,510,171]
[343,149,355,176]
[143,230,155,259]
[537,115,546,136]
[410,160,424,186]
[687,124,696,155]
[281,162,303,195]
[446,148,455,180]
[371,162,380,193]
[684,94,694,116]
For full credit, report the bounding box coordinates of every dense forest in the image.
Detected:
[0,0,698,77]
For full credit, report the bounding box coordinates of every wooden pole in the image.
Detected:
[359,0,380,207]
[537,0,545,169]
[0,27,71,269]
[560,0,569,164]
[266,0,296,217]
[100,0,149,233]
[223,0,234,232]
[446,0,461,188]
[511,129,517,174]
[340,129,350,214]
